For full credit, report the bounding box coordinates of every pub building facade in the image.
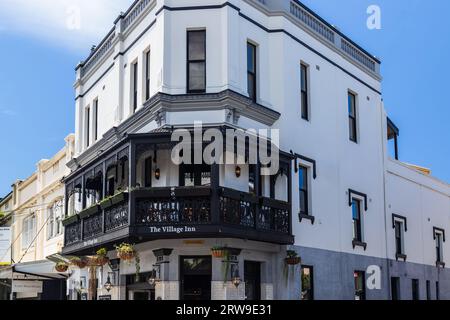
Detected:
[62,0,450,300]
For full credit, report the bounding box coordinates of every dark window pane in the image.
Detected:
[188,62,206,91]
[301,92,308,120]
[247,43,255,73]
[247,73,255,100]
[188,31,206,60]
[354,271,366,300]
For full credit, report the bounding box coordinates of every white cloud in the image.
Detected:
[0,0,133,54]
[0,108,17,117]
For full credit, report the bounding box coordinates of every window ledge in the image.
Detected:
[352,240,367,251]
[396,253,407,262]
[436,261,446,268]
[299,213,315,225]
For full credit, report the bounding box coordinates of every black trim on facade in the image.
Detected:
[392,214,408,232]
[299,213,315,225]
[78,2,382,98]
[75,63,115,101]
[352,240,367,251]
[433,227,446,242]
[290,152,317,179]
[348,189,368,211]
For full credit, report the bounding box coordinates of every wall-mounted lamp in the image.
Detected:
[155,168,161,180]
[104,273,113,292]
[148,265,161,286]
[231,268,241,288]
[235,166,241,178]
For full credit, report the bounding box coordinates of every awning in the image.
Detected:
[0,260,69,280]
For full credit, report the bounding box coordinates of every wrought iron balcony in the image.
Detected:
[62,186,293,255]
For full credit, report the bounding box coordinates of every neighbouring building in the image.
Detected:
[0,134,75,300]
[0,193,13,299]
[60,0,450,301]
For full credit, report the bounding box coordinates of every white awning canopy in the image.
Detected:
[0,260,68,280]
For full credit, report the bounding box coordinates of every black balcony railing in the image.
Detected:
[63,186,293,254]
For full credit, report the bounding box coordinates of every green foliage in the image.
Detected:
[96,248,107,257]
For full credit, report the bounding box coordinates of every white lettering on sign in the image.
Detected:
[149,226,197,234]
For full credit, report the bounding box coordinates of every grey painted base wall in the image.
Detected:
[277,246,450,300]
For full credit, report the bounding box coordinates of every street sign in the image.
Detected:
[0,227,11,266]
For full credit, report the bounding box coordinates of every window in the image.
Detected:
[144,157,152,188]
[348,92,357,142]
[391,277,400,300]
[145,50,151,101]
[435,231,444,263]
[301,266,314,300]
[247,42,257,102]
[299,166,309,215]
[132,61,138,112]
[412,279,419,300]
[352,199,363,242]
[354,271,366,300]
[426,280,431,300]
[85,106,90,148]
[394,220,404,255]
[180,164,211,187]
[187,30,206,93]
[22,214,36,248]
[436,281,440,300]
[47,202,63,240]
[300,63,309,120]
[93,99,98,142]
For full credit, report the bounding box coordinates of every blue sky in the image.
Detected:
[0,0,449,197]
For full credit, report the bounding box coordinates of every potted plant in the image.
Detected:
[211,246,227,258]
[55,262,69,273]
[115,243,140,281]
[70,257,88,269]
[115,243,135,261]
[89,248,109,266]
[285,250,301,266]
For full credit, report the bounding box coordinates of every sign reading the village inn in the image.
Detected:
[149,226,197,234]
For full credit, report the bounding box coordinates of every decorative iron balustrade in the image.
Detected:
[63,186,291,249]
[290,1,335,43]
[65,220,82,246]
[105,203,129,232]
[82,212,103,239]
[136,197,211,225]
[220,195,256,228]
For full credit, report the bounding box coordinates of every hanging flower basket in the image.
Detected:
[55,262,69,273]
[115,243,136,261]
[211,246,227,258]
[70,257,88,269]
[285,250,301,266]
[89,248,109,266]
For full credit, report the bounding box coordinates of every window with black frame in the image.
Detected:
[299,166,309,216]
[145,50,151,101]
[394,220,404,255]
[180,164,211,187]
[300,63,309,120]
[132,61,138,111]
[187,30,206,93]
[247,42,257,102]
[348,92,357,142]
[352,198,363,242]
[435,231,444,263]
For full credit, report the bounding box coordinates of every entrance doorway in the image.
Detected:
[180,256,212,300]
[244,261,261,300]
